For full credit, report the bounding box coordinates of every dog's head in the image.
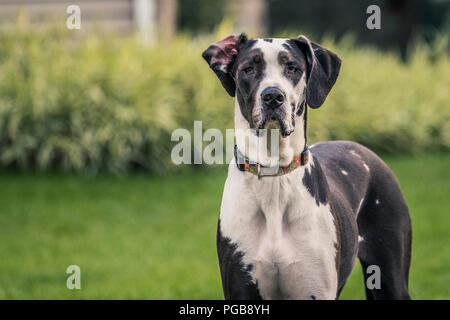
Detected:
[202,34,341,137]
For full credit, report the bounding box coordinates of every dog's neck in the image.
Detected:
[234,100,307,168]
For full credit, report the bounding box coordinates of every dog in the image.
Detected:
[202,34,412,300]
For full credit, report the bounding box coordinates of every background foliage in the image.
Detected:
[0,23,448,174]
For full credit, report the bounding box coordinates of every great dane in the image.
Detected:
[202,34,412,300]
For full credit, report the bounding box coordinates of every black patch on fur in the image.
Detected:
[302,164,328,206]
[240,38,257,52]
[233,45,266,127]
[263,38,273,43]
[290,37,341,108]
[296,99,306,116]
[279,43,307,87]
[311,141,412,299]
[217,219,262,300]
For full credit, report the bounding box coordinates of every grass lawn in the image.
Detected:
[0,153,448,299]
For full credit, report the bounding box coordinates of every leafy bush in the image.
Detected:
[0,23,448,174]
[309,35,450,154]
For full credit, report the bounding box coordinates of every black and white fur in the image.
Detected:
[202,34,412,300]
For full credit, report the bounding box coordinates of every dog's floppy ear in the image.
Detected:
[202,33,247,97]
[293,35,341,108]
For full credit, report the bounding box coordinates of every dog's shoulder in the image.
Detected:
[310,140,377,181]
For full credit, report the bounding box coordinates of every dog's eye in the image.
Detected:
[287,65,297,74]
[243,67,255,75]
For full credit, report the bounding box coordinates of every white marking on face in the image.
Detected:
[375,199,380,205]
[251,39,307,135]
[358,235,364,243]
[220,157,338,299]
[234,39,308,168]
[341,170,348,175]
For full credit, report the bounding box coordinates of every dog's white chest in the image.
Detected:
[219,159,338,299]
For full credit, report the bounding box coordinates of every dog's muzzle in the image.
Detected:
[261,87,285,109]
[256,87,294,137]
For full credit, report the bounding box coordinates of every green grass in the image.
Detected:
[0,153,448,299]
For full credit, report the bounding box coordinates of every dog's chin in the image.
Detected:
[255,116,294,138]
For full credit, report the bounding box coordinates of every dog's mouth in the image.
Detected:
[256,113,294,137]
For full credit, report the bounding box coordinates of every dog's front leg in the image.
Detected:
[217,221,262,300]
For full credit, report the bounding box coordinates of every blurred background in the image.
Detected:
[0,0,448,299]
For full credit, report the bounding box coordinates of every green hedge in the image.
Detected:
[0,24,448,174]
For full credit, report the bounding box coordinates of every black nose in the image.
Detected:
[261,87,284,108]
